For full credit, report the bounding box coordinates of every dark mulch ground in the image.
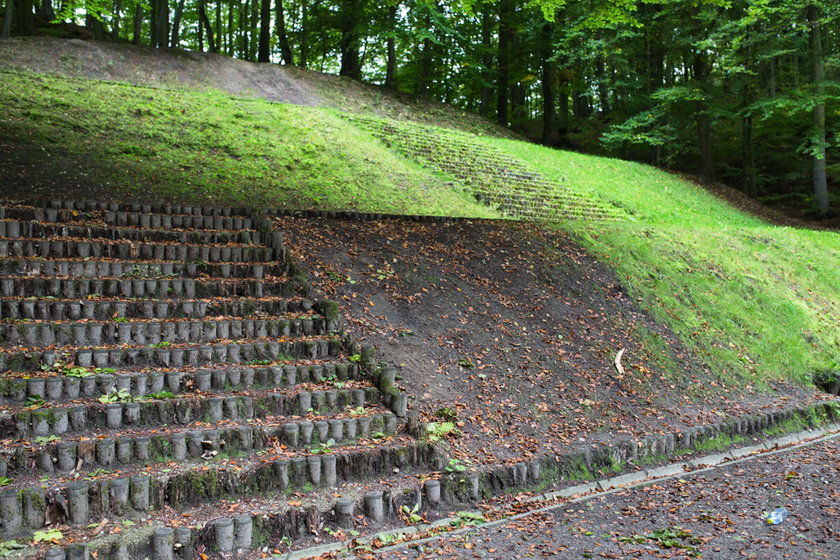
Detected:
[285,217,826,466]
[373,436,840,560]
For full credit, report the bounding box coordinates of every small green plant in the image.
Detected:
[620,527,702,557]
[0,540,24,557]
[401,503,423,524]
[113,317,129,323]
[348,354,362,363]
[149,341,171,348]
[310,438,336,454]
[426,422,459,443]
[450,511,484,528]
[86,468,112,479]
[246,359,273,365]
[35,435,60,445]
[98,388,133,403]
[398,329,415,337]
[143,391,176,400]
[32,529,63,544]
[435,407,458,422]
[348,406,365,416]
[445,458,467,473]
[331,380,346,389]
[0,477,11,487]
[93,367,116,374]
[457,358,475,369]
[371,431,386,439]
[25,395,46,408]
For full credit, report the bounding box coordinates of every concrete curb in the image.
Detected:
[283,421,840,560]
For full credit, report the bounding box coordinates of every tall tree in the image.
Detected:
[258,0,271,62]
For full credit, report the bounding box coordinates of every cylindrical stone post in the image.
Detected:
[130,475,150,511]
[109,478,129,516]
[233,514,253,550]
[322,454,337,487]
[174,526,193,559]
[307,456,322,485]
[334,498,354,529]
[364,491,384,523]
[152,527,174,560]
[424,480,441,509]
[67,481,90,525]
[214,518,235,553]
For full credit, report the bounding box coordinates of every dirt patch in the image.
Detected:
[284,217,825,466]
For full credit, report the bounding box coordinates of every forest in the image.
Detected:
[2,0,837,216]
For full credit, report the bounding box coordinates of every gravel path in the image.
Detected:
[373,437,839,559]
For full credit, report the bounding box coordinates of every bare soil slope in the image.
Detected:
[285,217,827,466]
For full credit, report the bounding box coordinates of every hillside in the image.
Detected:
[0,37,838,559]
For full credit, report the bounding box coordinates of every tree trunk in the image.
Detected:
[384,4,397,87]
[808,5,828,215]
[418,36,432,95]
[497,0,512,125]
[170,0,186,48]
[479,9,493,118]
[249,0,259,61]
[216,0,221,52]
[132,4,142,45]
[86,13,105,41]
[198,0,216,53]
[299,2,308,67]
[275,0,293,64]
[1,0,14,39]
[258,0,271,62]
[239,0,249,59]
[227,2,234,56]
[18,0,34,35]
[693,52,714,181]
[38,0,54,20]
[339,0,362,79]
[540,20,554,145]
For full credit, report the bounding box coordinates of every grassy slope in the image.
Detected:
[0,71,498,217]
[2,66,837,386]
[494,139,840,383]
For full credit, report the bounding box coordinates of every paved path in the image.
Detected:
[372,437,839,559]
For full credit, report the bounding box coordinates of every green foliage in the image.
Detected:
[143,391,176,400]
[34,435,61,445]
[310,438,336,454]
[0,477,11,487]
[426,422,459,443]
[444,458,467,473]
[620,527,702,557]
[98,388,133,403]
[32,529,63,544]
[348,354,362,363]
[450,511,485,528]
[0,540,24,557]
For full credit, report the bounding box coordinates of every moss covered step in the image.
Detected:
[0,314,332,347]
[1,384,381,438]
[0,237,276,263]
[0,276,302,299]
[0,257,287,279]
[0,295,326,321]
[0,335,342,371]
[0,407,399,477]
[0,438,435,540]
[104,210,255,230]
[0,360,362,404]
[1,220,263,245]
[0,199,251,217]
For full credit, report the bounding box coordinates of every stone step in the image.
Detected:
[0,237,277,263]
[0,360,363,404]
[0,276,301,299]
[0,295,320,321]
[1,406,398,477]
[0,220,263,245]
[2,385,383,439]
[0,335,342,371]
[0,258,286,279]
[0,439,435,539]
[104,210,255,230]
[0,199,251,217]
[0,315,332,348]
[27,471,445,560]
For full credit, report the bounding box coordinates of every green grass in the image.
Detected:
[2,69,837,388]
[491,139,840,385]
[0,71,499,218]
